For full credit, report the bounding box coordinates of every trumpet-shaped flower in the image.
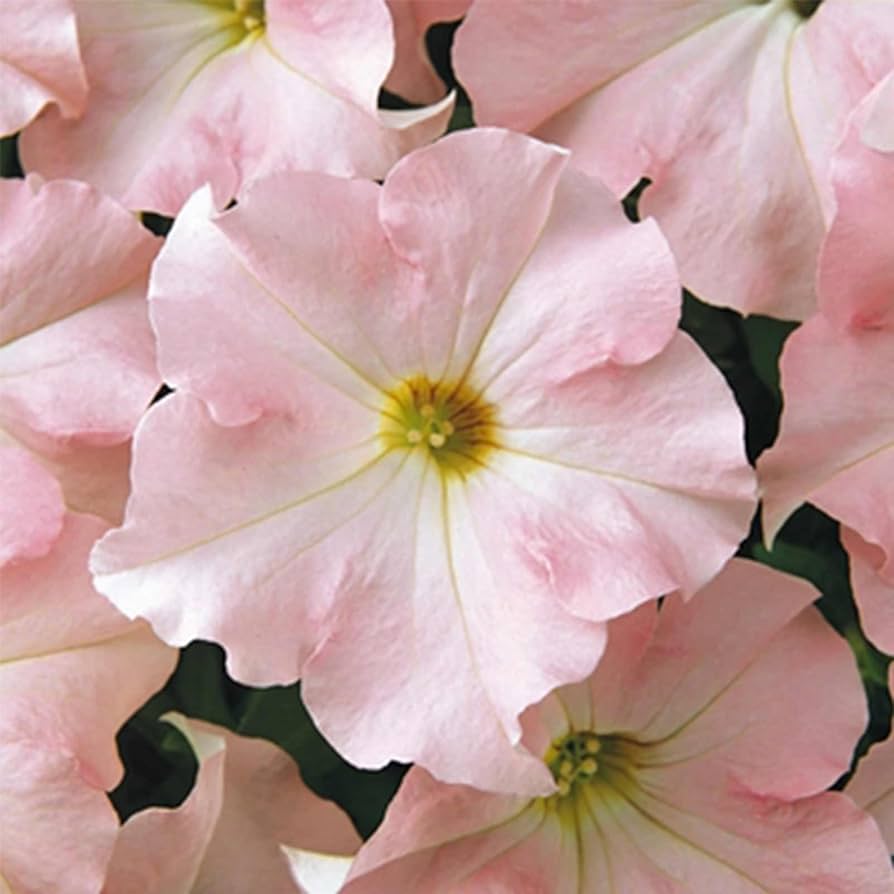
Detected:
[0,0,87,136]
[338,560,894,893]
[102,714,360,894]
[0,466,176,894]
[19,0,454,215]
[91,129,756,792]
[759,74,894,567]
[453,0,894,318]
[0,176,159,522]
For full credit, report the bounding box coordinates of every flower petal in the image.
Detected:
[20,0,452,214]
[103,714,360,894]
[759,315,894,565]
[0,0,86,135]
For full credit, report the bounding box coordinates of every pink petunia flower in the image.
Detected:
[847,668,894,856]
[19,0,454,216]
[101,714,360,894]
[337,560,894,893]
[91,129,756,793]
[0,465,176,894]
[384,0,470,104]
[0,175,160,523]
[0,0,87,136]
[453,0,894,319]
[759,73,894,570]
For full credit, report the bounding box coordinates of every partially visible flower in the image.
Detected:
[0,461,176,894]
[91,129,755,793]
[384,0,470,104]
[454,0,894,318]
[843,527,894,655]
[759,73,894,563]
[20,0,454,215]
[0,176,159,522]
[102,714,360,894]
[847,668,894,855]
[338,560,893,893]
[0,0,87,136]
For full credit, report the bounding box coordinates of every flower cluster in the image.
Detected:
[1,1,892,892]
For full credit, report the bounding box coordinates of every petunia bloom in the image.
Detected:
[102,714,360,894]
[91,129,756,793]
[0,0,87,136]
[759,73,894,567]
[19,0,454,216]
[338,560,894,893]
[0,175,159,523]
[847,668,894,855]
[0,463,176,894]
[453,0,894,319]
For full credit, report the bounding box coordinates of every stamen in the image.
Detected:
[420,403,435,418]
[407,430,423,444]
[580,757,598,775]
[428,432,446,448]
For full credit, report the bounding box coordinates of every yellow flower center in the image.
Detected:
[545,731,603,798]
[233,0,264,32]
[379,376,497,479]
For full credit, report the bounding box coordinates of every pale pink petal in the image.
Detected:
[102,720,226,894]
[155,179,415,423]
[0,503,175,894]
[0,445,63,565]
[844,527,894,655]
[759,315,894,566]
[303,454,598,793]
[0,742,119,894]
[455,0,894,319]
[343,769,534,892]
[0,509,176,789]
[480,333,755,613]
[818,72,894,330]
[0,176,159,445]
[377,128,570,382]
[847,668,894,853]
[540,5,822,320]
[453,1,745,134]
[104,714,360,894]
[0,0,87,135]
[20,0,453,215]
[384,0,470,104]
[786,0,894,219]
[90,392,388,680]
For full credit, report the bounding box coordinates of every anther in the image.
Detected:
[407,429,423,444]
[585,738,600,754]
[557,778,571,797]
[428,432,447,448]
[441,420,455,436]
[243,14,262,29]
[420,403,435,418]
[559,759,574,779]
[580,758,598,775]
